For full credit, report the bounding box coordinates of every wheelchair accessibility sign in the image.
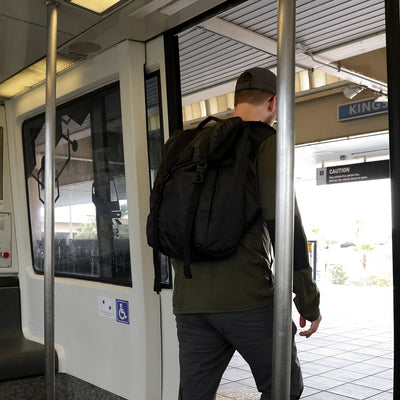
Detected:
[116,299,130,324]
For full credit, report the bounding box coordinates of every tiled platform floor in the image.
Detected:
[217,284,394,399]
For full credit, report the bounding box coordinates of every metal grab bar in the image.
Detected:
[44,1,59,399]
[272,0,296,399]
[32,130,78,204]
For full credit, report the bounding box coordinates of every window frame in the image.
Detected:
[145,70,172,290]
[22,81,132,287]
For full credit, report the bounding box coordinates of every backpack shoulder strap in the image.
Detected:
[196,115,222,130]
[241,121,276,161]
[182,118,218,279]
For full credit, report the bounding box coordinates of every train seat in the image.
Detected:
[0,279,58,381]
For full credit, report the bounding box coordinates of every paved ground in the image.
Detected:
[217,283,394,399]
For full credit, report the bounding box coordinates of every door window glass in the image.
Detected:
[22,82,131,285]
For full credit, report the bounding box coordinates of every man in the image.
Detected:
[172,67,321,400]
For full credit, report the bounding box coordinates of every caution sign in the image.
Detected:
[317,160,389,185]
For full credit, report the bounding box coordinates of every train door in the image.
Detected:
[144,34,181,400]
[5,40,163,399]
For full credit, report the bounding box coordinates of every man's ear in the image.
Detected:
[268,94,277,112]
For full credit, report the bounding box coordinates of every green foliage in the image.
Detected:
[329,264,349,285]
[312,228,320,236]
[353,244,375,252]
[120,203,128,217]
[351,275,392,287]
[75,218,97,239]
[365,275,391,287]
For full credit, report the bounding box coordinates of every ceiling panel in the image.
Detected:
[219,0,277,28]
[0,14,74,84]
[179,26,276,95]
[0,0,229,90]
[296,132,389,165]
[179,0,386,97]
[0,0,100,84]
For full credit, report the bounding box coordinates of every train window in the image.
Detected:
[22,82,132,286]
[145,71,172,288]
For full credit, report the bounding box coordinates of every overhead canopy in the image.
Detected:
[178,0,386,101]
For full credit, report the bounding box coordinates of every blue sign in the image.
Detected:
[338,98,388,121]
[116,299,130,324]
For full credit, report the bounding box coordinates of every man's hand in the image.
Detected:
[299,314,322,338]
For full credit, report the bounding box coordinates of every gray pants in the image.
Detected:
[176,304,303,400]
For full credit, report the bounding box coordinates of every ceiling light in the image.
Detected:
[343,84,365,100]
[69,0,122,14]
[0,55,79,99]
[375,93,388,103]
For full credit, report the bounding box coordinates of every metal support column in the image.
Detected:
[44,1,58,399]
[384,1,400,398]
[272,0,296,399]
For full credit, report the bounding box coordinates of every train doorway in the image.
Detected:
[296,134,391,288]
[294,135,393,398]
[212,134,394,398]
[170,1,394,398]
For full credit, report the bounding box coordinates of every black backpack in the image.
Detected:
[146,116,274,293]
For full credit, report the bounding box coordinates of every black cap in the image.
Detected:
[235,67,277,95]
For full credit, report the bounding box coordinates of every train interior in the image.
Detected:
[0,0,396,399]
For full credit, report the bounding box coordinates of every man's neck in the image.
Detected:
[232,103,274,126]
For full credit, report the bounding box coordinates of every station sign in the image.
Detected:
[338,98,388,121]
[317,160,389,185]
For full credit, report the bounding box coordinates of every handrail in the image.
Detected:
[272,0,296,399]
[31,130,78,204]
[44,1,59,399]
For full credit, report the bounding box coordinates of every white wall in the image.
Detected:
[295,90,388,144]
[5,41,161,399]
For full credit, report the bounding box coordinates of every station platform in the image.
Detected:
[217,283,394,400]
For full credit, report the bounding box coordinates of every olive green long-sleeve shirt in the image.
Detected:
[172,121,320,321]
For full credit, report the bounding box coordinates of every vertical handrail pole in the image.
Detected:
[272,0,296,399]
[44,1,58,399]
[384,0,400,397]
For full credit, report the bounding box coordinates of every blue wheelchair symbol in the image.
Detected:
[116,299,129,324]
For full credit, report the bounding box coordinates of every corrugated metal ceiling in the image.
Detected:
[179,0,386,96]
[180,27,275,94]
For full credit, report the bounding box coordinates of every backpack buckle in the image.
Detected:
[195,162,208,183]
